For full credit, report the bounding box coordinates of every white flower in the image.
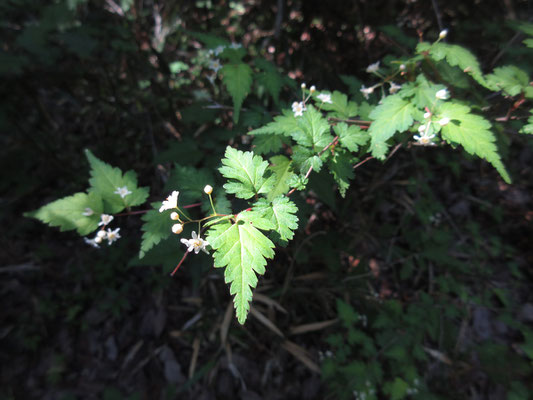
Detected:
[439,29,448,39]
[366,61,380,74]
[435,89,449,100]
[310,85,316,93]
[82,207,94,217]
[98,214,114,226]
[438,117,450,126]
[360,85,374,99]
[389,82,402,94]
[204,185,213,195]
[317,93,332,103]
[84,237,100,248]
[291,101,306,117]
[114,186,132,199]
[170,211,180,221]
[424,112,431,119]
[181,231,209,254]
[159,191,179,212]
[106,227,121,244]
[172,223,183,234]
[413,132,436,145]
[208,59,222,73]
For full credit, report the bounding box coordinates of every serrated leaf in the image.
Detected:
[316,91,358,119]
[328,150,354,197]
[248,110,300,137]
[485,65,529,96]
[292,105,333,150]
[221,63,252,123]
[267,155,296,200]
[25,192,103,235]
[85,149,149,213]
[164,164,214,205]
[255,59,283,104]
[252,134,284,155]
[251,197,299,242]
[368,95,417,159]
[219,147,275,199]
[139,203,173,258]
[334,122,369,152]
[417,41,488,88]
[439,102,511,183]
[519,111,533,135]
[292,145,327,174]
[398,75,447,109]
[207,218,275,324]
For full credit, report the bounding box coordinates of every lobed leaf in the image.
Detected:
[334,122,369,153]
[328,150,355,197]
[267,155,297,200]
[219,146,274,199]
[207,217,275,324]
[139,202,173,259]
[485,65,530,96]
[221,63,252,123]
[292,105,334,150]
[251,197,299,242]
[316,90,358,119]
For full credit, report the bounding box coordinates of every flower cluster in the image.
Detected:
[413,124,436,145]
[84,213,121,248]
[352,381,376,400]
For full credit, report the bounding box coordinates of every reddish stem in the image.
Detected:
[183,202,202,209]
[170,251,189,276]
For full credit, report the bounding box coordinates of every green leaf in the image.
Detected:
[524,38,533,49]
[292,145,327,174]
[439,102,511,183]
[251,197,299,242]
[316,90,358,119]
[25,192,103,236]
[252,134,284,155]
[206,217,275,324]
[368,95,417,159]
[267,155,296,200]
[292,105,333,150]
[519,111,533,135]
[219,147,275,199]
[417,41,488,87]
[255,58,283,104]
[485,65,529,96]
[328,150,354,197]
[85,149,149,214]
[139,203,173,259]
[221,63,252,123]
[398,75,447,109]
[164,165,214,205]
[248,110,300,137]
[389,377,409,400]
[334,122,369,152]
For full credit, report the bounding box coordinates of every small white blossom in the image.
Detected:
[204,185,213,195]
[170,211,180,221]
[98,214,114,226]
[180,231,209,254]
[435,89,449,100]
[96,230,107,239]
[439,29,448,39]
[84,237,100,248]
[360,85,374,99]
[389,82,402,94]
[172,223,183,234]
[106,227,121,244]
[438,117,450,126]
[114,186,132,199]
[366,61,380,74]
[317,93,332,103]
[424,112,431,119]
[159,191,179,212]
[292,101,306,117]
[413,132,436,145]
[82,207,94,217]
[208,59,222,73]
[310,85,316,93]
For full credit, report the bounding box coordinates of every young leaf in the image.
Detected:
[439,102,511,183]
[417,41,488,88]
[25,192,103,236]
[485,65,529,96]
[251,197,299,241]
[219,146,275,199]
[221,63,252,123]
[85,149,149,214]
[315,90,358,119]
[267,155,296,200]
[292,105,333,150]
[334,122,369,152]
[206,216,275,324]
[368,95,418,159]
[328,150,355,197]
[139,203,173,259]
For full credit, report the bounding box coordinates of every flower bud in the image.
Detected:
[424,112,431,119]
[400,64,406,70]
[301,83,306,89]
[310,85,316,92]
[439,29,448,39]
[170,212,180,221]
[94,236,103,244]
[204,185,213,195]
[97,230,107,238]
[438,117,450,126]
[172,223,183,234]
